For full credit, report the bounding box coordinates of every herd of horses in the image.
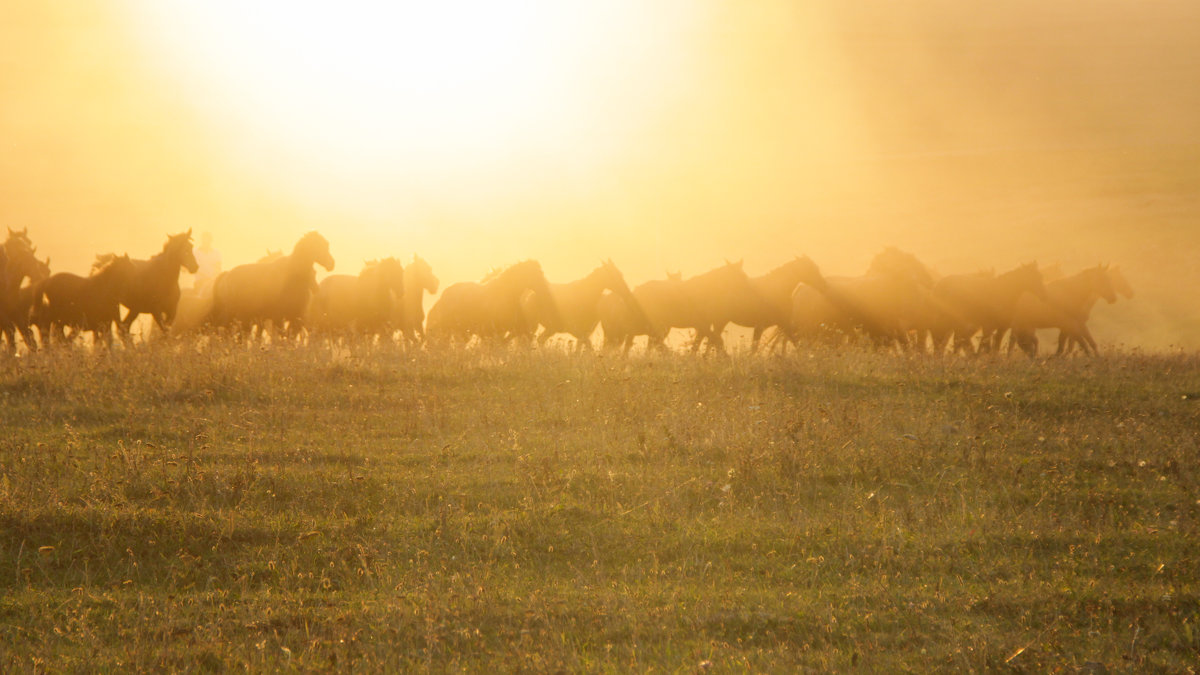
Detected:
[0,227,1133,358]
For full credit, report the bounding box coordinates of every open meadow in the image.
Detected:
[1,341,1198,671]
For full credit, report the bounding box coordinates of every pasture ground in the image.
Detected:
[1,341,1198,671]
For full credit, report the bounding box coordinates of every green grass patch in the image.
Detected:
[1,343,1198,671]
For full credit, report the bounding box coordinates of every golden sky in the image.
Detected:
[3,1,1199,346]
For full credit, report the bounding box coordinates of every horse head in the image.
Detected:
[1107,266,1134,299]
[6,227,30,247]
[411,255,439,294]
[1093,264,1118,304]
[294,231,335,271]
[375,257,406,298]
[1015,262,1048,301]
[790,255,826,289]
[166,230,199,274]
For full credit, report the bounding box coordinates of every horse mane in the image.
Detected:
[164,230,193,252]
[292,231,328,255]
[92,252,119,274]
[481,260,538,284]
[868,247,934,286]
[91,253,130,277]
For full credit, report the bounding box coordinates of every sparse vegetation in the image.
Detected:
[1,342,1198,671]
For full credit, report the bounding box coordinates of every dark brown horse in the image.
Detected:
[34,254,137,347]
[1008,264,1119,357]
[309,257,405,339]
[786,248,936,352]
[931,262,1047,354]
[211,231,335,341]
[600,260,757,354]
[98,230,199,339]
[1,229,52,352]
[395,255,439,345]
[719,256,825,352]
[519,259,639,351]
[425,260,555,346]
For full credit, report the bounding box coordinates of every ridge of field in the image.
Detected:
[1,343,1198,670]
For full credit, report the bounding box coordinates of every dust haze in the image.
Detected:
[2,1,1198,349]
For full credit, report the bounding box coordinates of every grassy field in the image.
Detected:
[1,341,1198,671]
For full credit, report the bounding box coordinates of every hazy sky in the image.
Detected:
[2,1,1199,347]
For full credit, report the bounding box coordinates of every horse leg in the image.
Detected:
[119,308,139,343]
[1078,326,1099,356]
[1055,331,1070,357]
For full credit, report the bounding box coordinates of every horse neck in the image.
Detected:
[147,249,184,282]
[485,269,533,300]
[1052,271,1107,310]
[283,252,316,277]
[403,268,428,310]
[92,264,128,291]
[994,270,1039,306]
[568,270,610,303]
[757,263,812,297]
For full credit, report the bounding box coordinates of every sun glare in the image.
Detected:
[128,2,698,206]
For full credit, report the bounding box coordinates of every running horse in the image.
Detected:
[425,260,556,347]
[99,230,199,339]
[931,262,1047,354]
[1008,264,1120,357]
[1,229,52,352]
[718,256,826,353]
[33,254,137,347]
[786,248,936,352]
[395,255,439,345]
[210,231,335,341]
[309,257,405,340]
[600,260,757,354]
[519,259,640,351]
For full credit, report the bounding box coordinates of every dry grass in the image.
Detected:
[1,340,1198,671]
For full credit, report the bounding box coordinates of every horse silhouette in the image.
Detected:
[787,248,936,351]
[932,262,1047,354]
[600,260,756,354]
[310,257,405,340]
[96,230,199,339]
[1009,264,1121,357]
[395,255,439,345]
[1,231,51,352]
[34,254,137,347]
[718,256,825,352]
[518,259,639,351]
[211,231,334,342]
[425,260,555,347]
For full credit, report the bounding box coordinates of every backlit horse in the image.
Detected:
[310,257,405,339]
[1009,264,1120,357]
[519,259,639,351]
[34,254,137,347]
[211,231,334,341]
[100,230,199,339]
[600,261,756,354]
[787,248,936,351]
[931,262,1047,354]
[1,229,52,352]
[395,255,439,345]
[719,256,825,352]
[425,260,555,346]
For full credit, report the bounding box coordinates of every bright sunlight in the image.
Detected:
[129,2,702,203]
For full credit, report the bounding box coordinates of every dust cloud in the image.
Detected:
[2,1,1198,348]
